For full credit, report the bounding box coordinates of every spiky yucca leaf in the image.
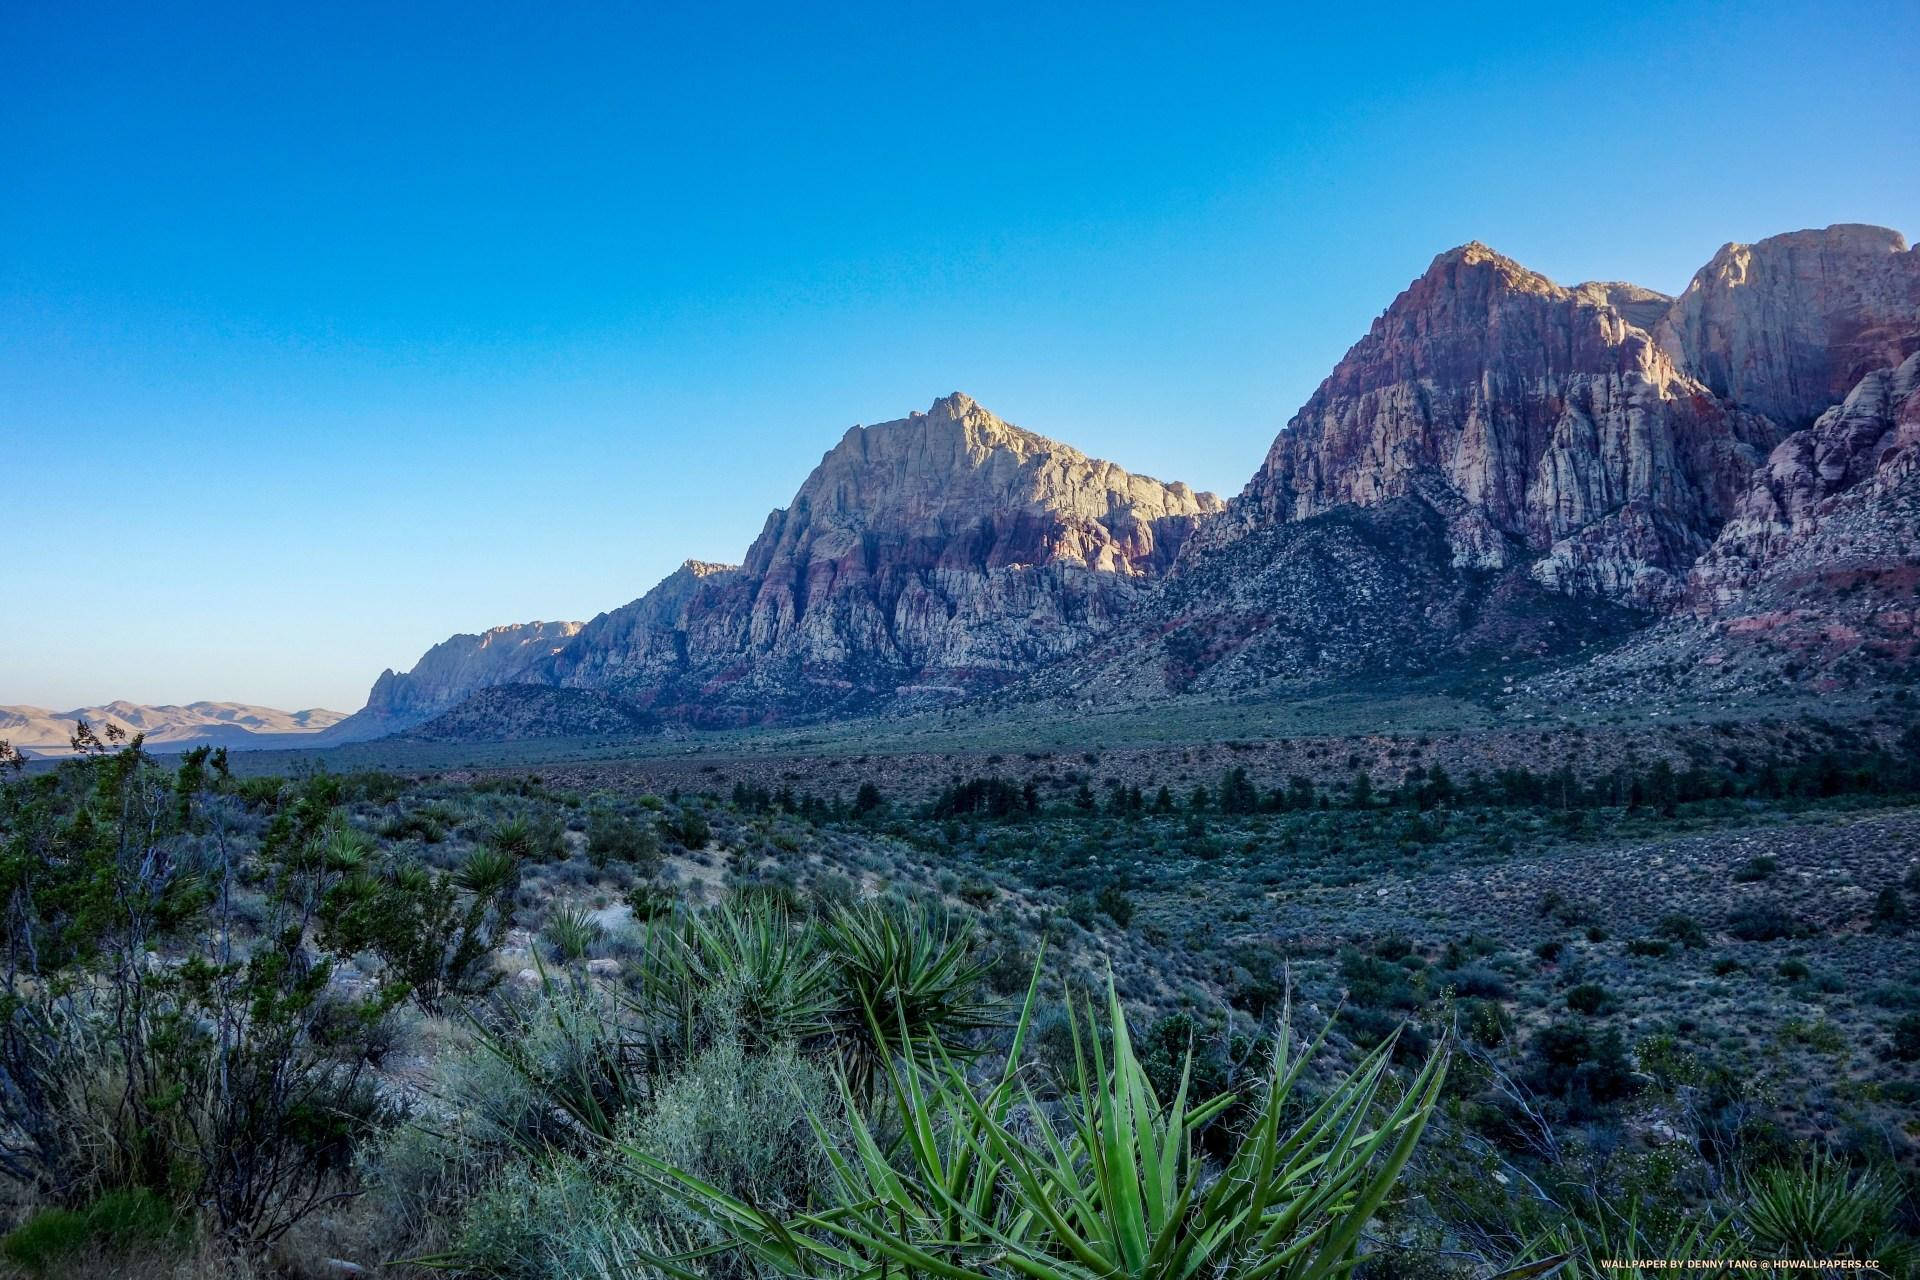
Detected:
[824,900,998,1092]
[1739,1158,1906,1266]
[1525,1197,1726,1280]
[640,899,836,1056]
[544,904,605,962]
[621,966,1447,1280]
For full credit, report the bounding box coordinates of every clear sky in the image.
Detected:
[4,1,1916,713]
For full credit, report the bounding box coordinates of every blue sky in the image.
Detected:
[4,0,1916,712]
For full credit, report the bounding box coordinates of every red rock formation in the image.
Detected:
[1239,243,1774,606]
[1657,225,1920,430]
[552,393,1223,722]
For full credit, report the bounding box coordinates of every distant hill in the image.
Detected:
[0,701,349,757]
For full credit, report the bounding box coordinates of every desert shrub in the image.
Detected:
[1565,983,1614,1015]
[588,808,661,871]
[1655,913,1707,949]
[622,1040,833,1232]
[0,1188,188,1274]
[667,805,712,849]
[460,982,652,1148]
[1339,949,1421,1011]
[1526,1022,1637,1120]
[320,841,520,1010]
[1889,1013,1920,1062]
[1733,855,1779,883]
[453,1149,649,1280]
[1870,885,1908,932]
[627,881,678,920]
[1727,900,1803,942]
[0,744,391,1246]
[1447,967,1511,1000]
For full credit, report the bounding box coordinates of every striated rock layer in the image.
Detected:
[1657,224,1920,430]
[542,393,1223,724]
[339,395,1222,733]
[1237,242,1776,607]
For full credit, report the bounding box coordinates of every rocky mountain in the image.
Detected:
[1657,224,1920,429]
[1014,498,1640,709]
[541,393,1222,724]
[1014,225,1919,707]
[335,223,1918,738]
[404,685,657,742]
[341,394,1221,733]
[1237,242,1774,607]
[0,701,348,756]
[325,620,585,741]
[1235,226,1918,612]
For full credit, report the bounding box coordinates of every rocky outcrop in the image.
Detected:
[1018,499,1640,707]
[328,620,584,739]
[1526,355,1920,708]
[539,394,1222,723]
[1657,225,1920,430]
[1238,242,1776,607]
[363,395,1222,732]
[1691,353,1920,609]
[405,685,656,742]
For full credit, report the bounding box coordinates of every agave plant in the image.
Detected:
[824,899,998,1092]
[622,970,1448,1280]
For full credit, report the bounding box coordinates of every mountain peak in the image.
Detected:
[1660,222,1919,427]
[1422,241,1562,297]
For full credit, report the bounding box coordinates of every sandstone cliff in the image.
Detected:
[354,395,1221,732]
[327,619,585,739]
[1237,242,1775,607]
[1657,225,1920,430]
[540,393,1224,723]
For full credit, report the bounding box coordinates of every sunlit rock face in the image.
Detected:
[329,620,585,739]
[1236,242,1773,606]
[1657,224,1920,431]
[1232,226,1919,610]
[545,393,1225,722]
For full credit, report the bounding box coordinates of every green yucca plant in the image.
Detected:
[824,900,998,1093]
[1523,1197,1722,1280]
[545,904,606,962]
[1738,1158,1908,1268]
[641,900,837,1058]
[622,968,1448,1280]
[489,816,539,859]
[457,842,522,900]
